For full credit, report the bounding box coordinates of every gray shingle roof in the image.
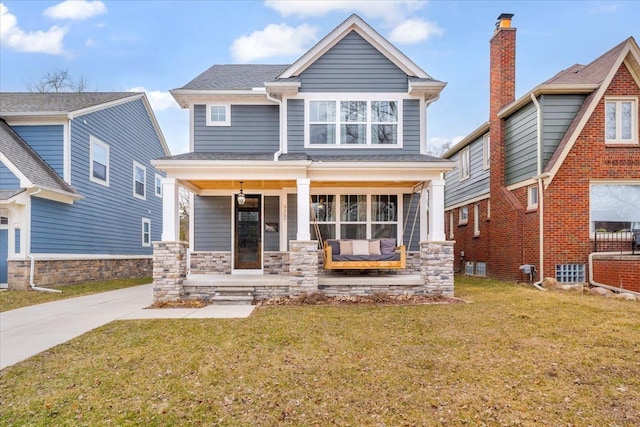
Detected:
[178,65,290,90]
[0,119,77,196]
[0,92,139,114]
[158,152,447,163]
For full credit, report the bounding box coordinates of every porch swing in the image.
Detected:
[316,184,424,270]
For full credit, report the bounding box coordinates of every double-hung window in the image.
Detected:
[308,99,399,146]
[90,136,109,186]
[155,173,163,197]
[605,98,637,143]
[142,218,151,247]
[133,161,146,200]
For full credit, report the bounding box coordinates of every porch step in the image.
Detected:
[211,287,255,305]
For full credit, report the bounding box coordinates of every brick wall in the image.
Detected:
[446,199,491,274]
[592,256,640,293]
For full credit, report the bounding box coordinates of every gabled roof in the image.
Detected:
[0,119,79,202]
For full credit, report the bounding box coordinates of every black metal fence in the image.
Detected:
[593,230,640,254]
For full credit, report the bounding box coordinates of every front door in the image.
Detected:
[234,195,262,270]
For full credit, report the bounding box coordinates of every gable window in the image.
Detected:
[206,104,230,126]
[308,99,400,146]
[133,161,146,200]
[473,203,480,236]
[142,218,150,247]
[459,147,470,181]
[590,183,640,233]
[459,206,468,225]
[155,173,163,197]
[528,185,538,210]
[90,136,109,186]
[483,134,490,170]
[605,98,637,143]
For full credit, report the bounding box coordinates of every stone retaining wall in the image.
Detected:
[7,257,152,291]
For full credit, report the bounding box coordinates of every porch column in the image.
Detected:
[419,184,428,242]
[427,179,446,241]
[296,178,311,240]
[161,177,180,242]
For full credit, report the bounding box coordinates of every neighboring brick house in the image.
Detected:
[152,15,456,302]
[0,93,170,289]
[443,14,640,291]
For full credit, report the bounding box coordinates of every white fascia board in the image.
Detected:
[408,80,447,98]
[279,15,430,79]
[152,160,310,180]
[441,122,490,159]
[497,84,598,119]
[67,93,143,119]
[30,186,83,204]
[308,161,456,171]
[308,162,455,181]
[139,94,171,156]
[170,89,271,108]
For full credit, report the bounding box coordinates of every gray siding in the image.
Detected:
[505,102,537,185]
[287,193,297,250]
[193,104,279,152]
[193,196,232,251]
[31,99,166,255]
[540,94,585,168]
[444,135,490,208]
[264,196,279,251]
[12,125,64,177]
[0,162,20,189]
[299,31,408,92]
[402,193,420,251]
[287,99,421,155]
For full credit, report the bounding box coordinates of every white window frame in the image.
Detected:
[527,185,538,210]
[142,218,151,247]
[473,202,480,236]
[605,97,638,144]
[482,134,490,170]
[133,161,146,200]
[155,173,163,198]
[89,136,109,186]
[459,147,470,181]
[206,104,231,126]
[305,95,403,148]
[459,206,468,225]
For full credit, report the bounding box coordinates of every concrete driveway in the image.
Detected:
[0,284,254,370]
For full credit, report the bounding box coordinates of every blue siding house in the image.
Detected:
[0,92,170,289]
[152,15,456,303]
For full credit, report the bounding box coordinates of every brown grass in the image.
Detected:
[1,276,639,426]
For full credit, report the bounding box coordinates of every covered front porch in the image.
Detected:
[151,154,455,303]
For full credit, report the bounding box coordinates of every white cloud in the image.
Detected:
[0,4,68,54]
[44,0,107,20]
[128,87,180,112]
[389,18,442,44]
[231,23,318,62]
[85,37,96,47]
[588,3,619,14]
[265,0,423,22]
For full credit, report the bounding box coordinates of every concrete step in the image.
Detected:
[211,295,254,305]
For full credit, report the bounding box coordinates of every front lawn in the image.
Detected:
[1,276,639,426]
[0,277,151,313]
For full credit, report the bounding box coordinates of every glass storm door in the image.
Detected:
[234,195,262,270]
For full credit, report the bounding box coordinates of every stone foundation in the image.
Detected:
[421,241,455,296]
[153,241,188,302]
[190,251,232,274]
[264,252,289,275]
[288,240,318,295]
[7,257,152,290]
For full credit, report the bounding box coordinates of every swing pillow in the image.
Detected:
[380,238,396,255]
[369,240,381,255]
[339,240,353,255]
[352,240,370,255]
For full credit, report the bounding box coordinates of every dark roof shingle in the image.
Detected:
[179,65,290,90]
[0,92,139,114]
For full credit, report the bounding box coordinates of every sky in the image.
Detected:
[1,0,639,156]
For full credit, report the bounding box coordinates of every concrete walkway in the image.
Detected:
[0,284,255,370]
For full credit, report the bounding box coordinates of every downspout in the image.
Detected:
[589,252,640,297]
[530,93,547,291]
[266,92,283,161]
[28,189,62,293]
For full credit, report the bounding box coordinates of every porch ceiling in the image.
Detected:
[185,179,422,191]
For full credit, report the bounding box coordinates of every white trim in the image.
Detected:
[445,193,490,211]
[206,104,231,127]
[459,147,470,181]
[63,120,71,183]
[142,217,151,247]
[89,135,109,187]
[0,152,33,188]
[133,161,147,200]
[604,96,638,144]
[506,178,538,191]
[482,134,490,170]
[527,185,538,210]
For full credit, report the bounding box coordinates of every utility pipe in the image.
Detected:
[588,252,640,297]
[531,94,546,288]
[266,92,283,161]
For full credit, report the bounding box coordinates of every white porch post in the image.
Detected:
[419,184,428,242]
[427,179,446,241]
[161,177,180,241]
[296,178,311,240]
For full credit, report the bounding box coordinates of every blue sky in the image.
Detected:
[1,0,638,155]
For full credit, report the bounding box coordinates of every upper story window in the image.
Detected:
[307,98,400,147]
[605,97,637,143]
[89,136,109,186]
[459,147,470,181]
[133,161,146,200]
[206,104,231,126]
[155,173,163,197]
[483,134,490,170]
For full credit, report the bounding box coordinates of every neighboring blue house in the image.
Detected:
[152,15,456,303]
[0,92,170,289]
